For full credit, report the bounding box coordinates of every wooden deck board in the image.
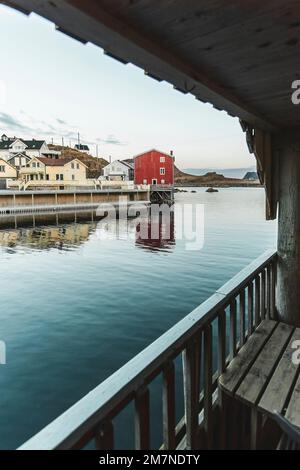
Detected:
[285,374,300,428]
[218,320,277,396]
[258,328,300,415]
[235,323,294,406]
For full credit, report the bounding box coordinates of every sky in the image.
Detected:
[0,5,255,170]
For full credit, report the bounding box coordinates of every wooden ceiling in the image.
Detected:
[3,0,300,131]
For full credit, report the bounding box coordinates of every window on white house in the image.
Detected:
[32,162,36,168]
[160,168,165,175]
[15,157,20,166]
[71,163,75,169]
[76,163,80,169]
[0,166,5,172]
[72,175,75,180]
[160,156,165,163]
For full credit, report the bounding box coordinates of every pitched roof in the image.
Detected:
[122,158,134,169]
[75,144,89,151]
[0,136,46,150]
[36,157,73,166]
[7,153,31,161]
[36,157,88,167]
[132,149,173,159]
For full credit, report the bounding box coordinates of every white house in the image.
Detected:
[102,159,134,181]
[0,134,50,161]
[74,143,90,153]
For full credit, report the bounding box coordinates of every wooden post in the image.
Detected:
[275,128,300,327]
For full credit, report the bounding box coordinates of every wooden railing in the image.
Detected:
[19,250,277,450]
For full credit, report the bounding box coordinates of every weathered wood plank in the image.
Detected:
[236,323,294,405]
[285,373,300,428]
[218,320,277,396]
[135,387,150,450]
[258,328,300,415]
[162,361,176,450]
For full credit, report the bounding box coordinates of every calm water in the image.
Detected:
[0,188,276,449]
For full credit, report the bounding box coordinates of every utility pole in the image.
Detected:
[96,144,99,158]
[77,132,80,146]
[62,137,64,147]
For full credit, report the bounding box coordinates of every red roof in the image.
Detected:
[37,157,77,166]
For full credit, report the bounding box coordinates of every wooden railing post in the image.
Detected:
[135,387,150,450]
[162,361,176,450]
[182,336,201,449]
[204,325,213,449]
[95,420,114,450]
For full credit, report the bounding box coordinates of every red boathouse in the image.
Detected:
[134,149,174,186]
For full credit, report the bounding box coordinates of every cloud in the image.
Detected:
[96,134,127,146]
[0,112,33,133]
[0,111,126,152]
[56,118,67,125]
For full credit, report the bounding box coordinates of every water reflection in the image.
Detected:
[0,208,176,254]
[135,211,175,252]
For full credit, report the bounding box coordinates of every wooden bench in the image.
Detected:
[218,319,300,449]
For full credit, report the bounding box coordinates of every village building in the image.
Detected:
[0,134,49,161]
[19,156,87,185]
[102,159,134,181]
[74,143,90,153]
[134,149,174,185]
[7,153,31,170]
[0,158,18,189]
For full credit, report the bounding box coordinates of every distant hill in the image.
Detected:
[48,145,108,178]
[174,166,261,186]
[243,171,258,180]
[183,167,257,179]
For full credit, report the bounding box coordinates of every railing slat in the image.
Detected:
[261,269,266,320]
[182,336,201,449]
[218,310,226,375]
[239,290,246,347]
[230,299,237,359]
[254,275,260,327]
[270,261,276,319]
[248,282,254,335]
[95,420,114,450]
[266,264,271,319]
[162,361,176,450]
[204,325,213,449]
[135,387,150,450]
